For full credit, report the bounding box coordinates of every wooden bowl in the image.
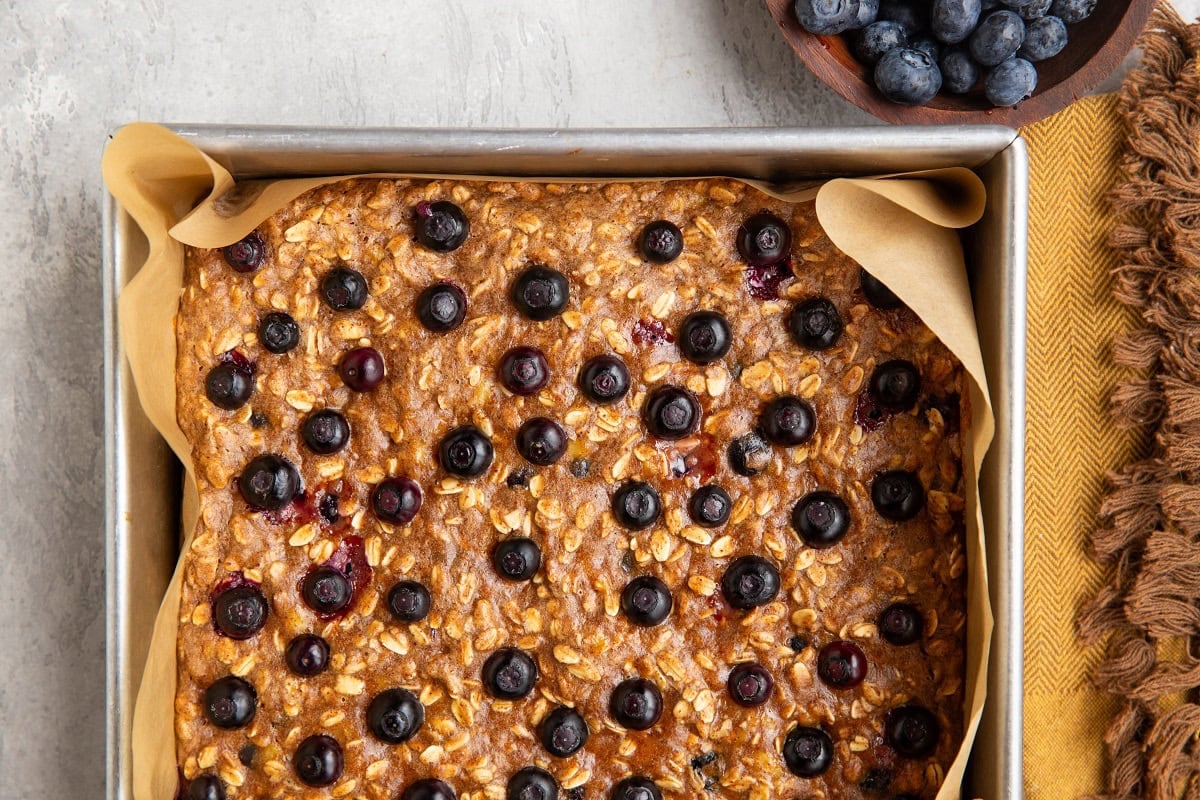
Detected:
[765,0,1156,125]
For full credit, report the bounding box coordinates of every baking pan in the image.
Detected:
[104,126,1026,800]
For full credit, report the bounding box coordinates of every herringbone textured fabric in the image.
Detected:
[1020,95,1147,799]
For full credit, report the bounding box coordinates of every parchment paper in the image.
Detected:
[102,122,994,800]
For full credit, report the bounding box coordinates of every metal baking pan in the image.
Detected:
[104,126,1026,800]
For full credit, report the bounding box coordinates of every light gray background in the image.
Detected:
[0,0,1183,797]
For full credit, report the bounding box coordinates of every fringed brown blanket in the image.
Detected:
[1081,6,1200,799]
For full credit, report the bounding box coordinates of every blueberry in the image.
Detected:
[237,744,257,767]
[788,298,843,350]
[285,633,331,676]
[1013,0,1052,19]
[689,485,732,528]
[293,734,343,787]
[539,706,589,758]
[372,477,423,525]
[318,493,339,523]
[516,417,567,465]
[726,663,774,706]
[320,266,368,311]
[860,268,904,309]
[736,212,792,266]
[871,470,926,520]
[874,47,942,105]
[439,425,494,478]
[678,311,732,364]
[212,584,268,640]
[402,779,457,800]
[367,688,425,744]
[642,386,701,440]
[782,726,834,777]
[759,396,816,446]
[721,555,780,610]
[506,467,533,488]
[886,704,942,758]
[860,768,894,792]
[610,777,662,800]
[416,282,467,332]
[1049,0,1094,23]
[727,431,771,477]
[414,201,469,253]
[880,602,924,645]
[940,46,981,93]
[612,481,662,530]
[793,0,861,34]
[870,360,921,410]
[511,265,569,321]
[878,0,928,32]
[609,678,663,730]
[621,576,673,626]
[301,409,349,454]
[569,458,591,478]
[933,0,981,43]
[205,363,253,410]
[817,640,869,688]
[258,312,300,354]
[855,0,881,27]
[499,346,550,395]
[638,220,684,263]
[387,581,432,623]
[1019,16,1067,60]
[508,767,559,800]
[338,346,385,391]
[855,20,908,64]
[222,231,266,273]
[788,635,808,652]
[910,34,942,60]
[482,647,539,699]
[986,56,1038,106]
[970,10,1025,66]
[204,676,257,729]
[186,775,226,800]
[791,491,851,548]
[238,454,301,510]
[493,537,542,581]
[578,354,631,404]
[301,566,352,615]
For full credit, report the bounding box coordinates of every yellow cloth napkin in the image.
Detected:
[1019,95,1145,799]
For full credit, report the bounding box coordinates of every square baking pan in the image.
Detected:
[104,125,1026,800]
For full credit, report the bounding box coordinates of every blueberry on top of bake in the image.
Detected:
[788,297,843,350]
[320,266,368,311]
[416,282,468,332]
[439,424,494,478]
[414,201,470,253]
[257,311,300,354]
[337,346,385,391]
[579,354,631,404]
[387,580,432,623]
[482,647,540,700]
[221,230,265,273]
[638,220,684,263]
[507,767,559,800]
[620,575,673,627]
[512,265,569,320]
[737,211,792,266]
[293,734,342,787]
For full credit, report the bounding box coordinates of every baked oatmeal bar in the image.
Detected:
[173,177,967,800]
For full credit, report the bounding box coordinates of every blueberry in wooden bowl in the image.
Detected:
[765,0,1156,125]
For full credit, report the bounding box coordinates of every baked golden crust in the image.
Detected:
[174,177,967,800]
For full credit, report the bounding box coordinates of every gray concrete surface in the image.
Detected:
[0,0,1183,797]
